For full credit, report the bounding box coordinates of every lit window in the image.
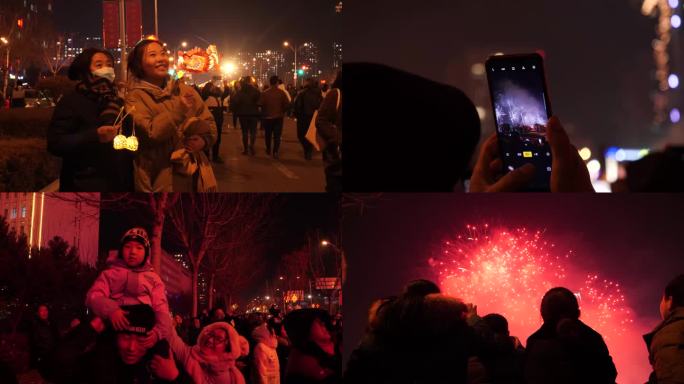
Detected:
[11,208,16,219]
[21,206,26,218]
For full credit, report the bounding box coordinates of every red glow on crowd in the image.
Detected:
[430,225,651,383]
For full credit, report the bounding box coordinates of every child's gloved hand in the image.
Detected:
[150,349,178,381]
[184,134,206,153]
[140,331,159,349]
[110,308,130,331]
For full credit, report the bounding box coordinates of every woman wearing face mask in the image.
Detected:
[125,38,217,192]
[47,48,134,191]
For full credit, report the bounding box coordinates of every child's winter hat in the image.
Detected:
[119,227,151,263]
[118,304,155,335]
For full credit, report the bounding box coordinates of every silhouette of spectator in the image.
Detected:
[644,274,684,383]
[525,287,617,384]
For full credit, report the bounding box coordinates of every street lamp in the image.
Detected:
[320,239,345,313]
[181,41,188,48]
[283,41,302,86]
[1,37,10,104]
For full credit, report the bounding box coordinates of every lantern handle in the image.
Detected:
[112,106,125,133]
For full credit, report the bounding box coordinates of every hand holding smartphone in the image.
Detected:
[485,53,553,191]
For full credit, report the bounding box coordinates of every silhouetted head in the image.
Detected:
[482,313,509,337]
[284,309,333,351]
[402,279,441,298]
[343,62,481,191]
[661,274,684,319]
[540,287,580,325]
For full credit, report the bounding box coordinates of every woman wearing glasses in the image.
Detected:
[167,320,246,384]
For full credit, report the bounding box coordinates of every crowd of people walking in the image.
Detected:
[46,37,341,193]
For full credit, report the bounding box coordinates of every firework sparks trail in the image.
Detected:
[430,225,651,383]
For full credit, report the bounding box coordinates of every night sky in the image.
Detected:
[342,194,684,367]
[345,0,682,150]
[53,0,341,67]
[98,193,339,301]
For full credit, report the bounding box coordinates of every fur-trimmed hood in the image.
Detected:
[251,323,278,349]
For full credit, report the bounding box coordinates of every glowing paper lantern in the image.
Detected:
[125,136,139,152]
[113,134,127,150]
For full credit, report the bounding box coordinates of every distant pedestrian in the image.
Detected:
[278,79,292,103]
[229,81,240,130]
[293,78,323,160]
[175,314,190,344]
[11,84,25,108]
[231,76,261,156]
[259,75,291,159]
[203,83,226,163]
[316,70,342,193]
[29,304,59,373]
[189,317,202,345]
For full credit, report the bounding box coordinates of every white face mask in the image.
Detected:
[92,66,116,82]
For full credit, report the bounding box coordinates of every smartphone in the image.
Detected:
[485,53,553,191]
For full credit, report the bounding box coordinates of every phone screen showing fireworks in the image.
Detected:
[486,54,552,191]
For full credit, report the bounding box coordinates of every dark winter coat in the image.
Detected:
[293,86,323,119]
[44,322,192,384]
[285,344,341,384]
[316,88,342,193]
[644,307,684,384]
[47,90,134,192]
[29,317,59,369]
[259,87,291,119]
[231,84,261,117]
[478,335,524,384]
[524,319,617,384]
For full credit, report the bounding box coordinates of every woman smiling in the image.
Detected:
[125,38,217,192]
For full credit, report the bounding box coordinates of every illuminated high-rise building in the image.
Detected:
[254,50,286,85]
[333,42,342,70]
[0,193,100,266]
[299,42,320,79]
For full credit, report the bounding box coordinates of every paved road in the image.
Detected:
[212,114,326,192]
